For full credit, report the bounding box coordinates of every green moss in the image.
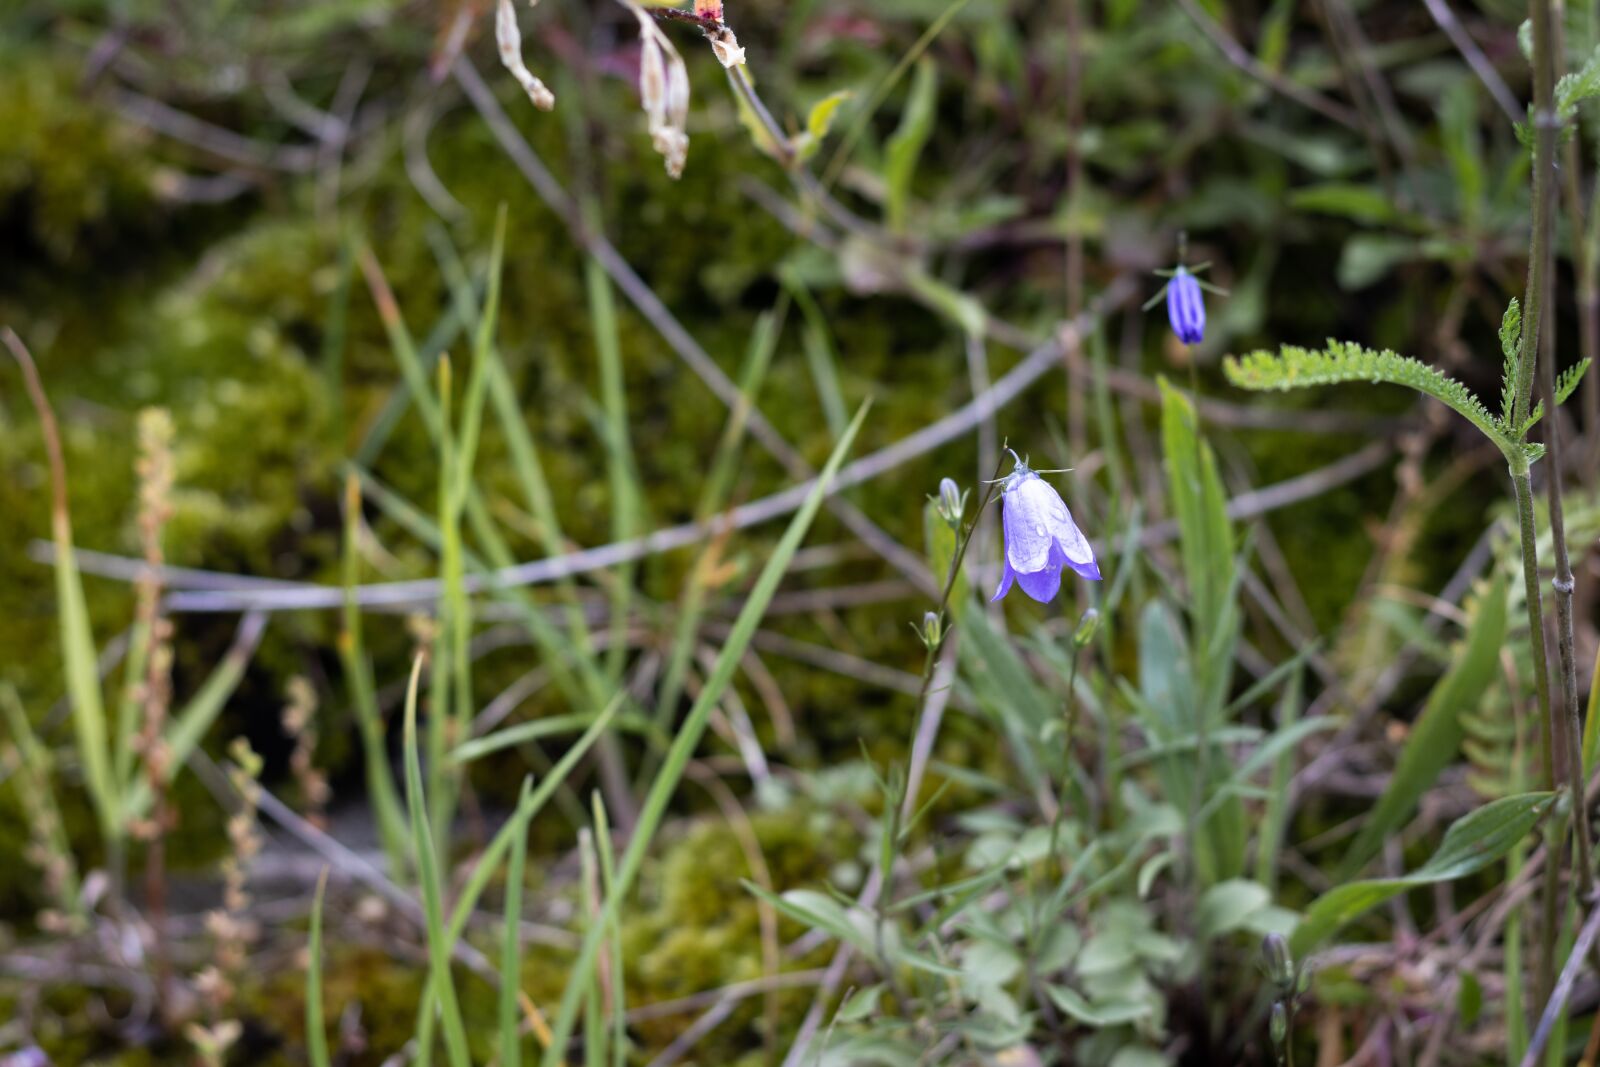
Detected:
[0,55,158,263]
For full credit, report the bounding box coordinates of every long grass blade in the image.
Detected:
[499,777,533,1067]
[306,867,332,1067]
[402,655,473,1067]
[6,329,119,841]
[542,400,871,1065]
[340,474,409,874]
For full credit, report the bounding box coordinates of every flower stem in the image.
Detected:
[1539,308,1594,891]
[1517,0,1565,1017]
[1511,462,1562,1013]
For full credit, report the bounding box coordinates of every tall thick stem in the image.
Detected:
[1518,0,1563,1016]
[1512,465,1562,1016]
[1539,315,1593,891]
[1553,3,1600,491]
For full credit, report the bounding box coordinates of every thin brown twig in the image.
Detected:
[1421,0,1523,123]
[1172,0,1363,131]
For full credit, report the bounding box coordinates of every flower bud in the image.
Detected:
[1072,608,1100,649]
[1262,932,1293,993]
[921,611,942,649]
[937,477,965,526]
[1270,1001,1288,1047]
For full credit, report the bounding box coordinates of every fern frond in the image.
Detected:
[1224,340,1510,448]
[1499,298,1522,426]
[1557,358,1592,406]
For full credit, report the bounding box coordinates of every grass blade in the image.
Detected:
[1291,791,1555,957]
[1340,573,1508,878]
[542,400,872,1065]
[124,612,265,820]
[416,700,624,1049]
[402,655,473,1067]
[6,329,119,841]
[499,778,533,1067]
[306,867,332,1067]
[583,199,647,684]
[340,474,409,874]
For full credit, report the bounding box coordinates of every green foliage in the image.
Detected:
[1152,381,1245,886]
[1339,574,1508,878]
[793,90,853,164]
[1500,297,1523,424]
[1556,44,1600,126]
[305,870,331,1067]
[1555,358,1592,407]
[883,58,938,233]
[1291,792,1554,957]
[0,56,156,261]
[1224,340,1523,456]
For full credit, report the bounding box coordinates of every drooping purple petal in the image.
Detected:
[991,559,1017,602]
[1167,269,1205,345]
[1014,561,1063,603]
[1055,537,1101,581]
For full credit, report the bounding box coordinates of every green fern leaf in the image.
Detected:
[1499,298,1522,427]
[1223,340,1509,448]
[1556,358,1592,406]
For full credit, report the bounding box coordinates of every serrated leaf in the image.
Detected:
[1556,359,1591,405]
[1500,298,1522,424]
[1224,341,1509,449]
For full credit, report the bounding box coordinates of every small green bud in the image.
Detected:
[921,611,942,648]
[1072,608,1100,649]
[1270,1001,1288,1047]
[937,477,965,526]
[1262,932,1293,993]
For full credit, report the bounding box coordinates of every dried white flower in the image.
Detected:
[709,26,745,69]
[497,0,555,112]
[626,1,689,177]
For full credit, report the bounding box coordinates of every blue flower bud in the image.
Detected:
[1167,266,1206,345]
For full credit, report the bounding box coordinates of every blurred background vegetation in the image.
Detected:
[2,0,1597,1064]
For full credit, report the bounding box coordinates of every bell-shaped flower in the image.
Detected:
[1166,266,1205,345]
[992,457,1100,604]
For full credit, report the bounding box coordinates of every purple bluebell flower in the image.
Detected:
[1166,266,1205,345]
[992,456,1101,604]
